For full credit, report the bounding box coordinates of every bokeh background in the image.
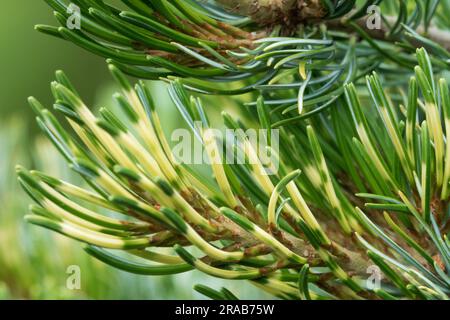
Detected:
[0,1,267,299]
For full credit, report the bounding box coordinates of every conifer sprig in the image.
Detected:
[15,0,450,300]
[38,1,450,124]
[19,47,450,299]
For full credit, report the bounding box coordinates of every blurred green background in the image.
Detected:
[0,1,267,299]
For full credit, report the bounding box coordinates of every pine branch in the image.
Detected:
[36,1,450,126]
[16,0,450,300]
[18,48,450,299]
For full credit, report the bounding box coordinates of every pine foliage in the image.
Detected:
[17,0,450,299]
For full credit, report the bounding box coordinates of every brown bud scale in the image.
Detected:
[217,0,327,26]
